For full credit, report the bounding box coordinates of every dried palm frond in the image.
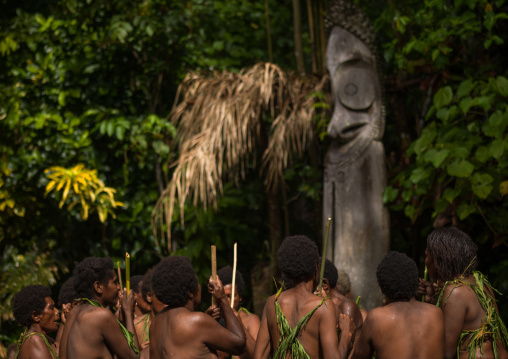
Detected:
[151,63,328,252]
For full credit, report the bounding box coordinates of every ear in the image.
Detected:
[146,292,153,304]
[31,311,40,323]
[322,278,331,292]
[94,281,103,294]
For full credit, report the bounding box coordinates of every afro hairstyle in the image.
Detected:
[217,266,245,296]
[13,285,52,327]
[376,251,418,301]
[131,275,144,294]
[141,269,154,303]
[427,227,478,281]
[73,257,115,299]
[319,258,338,289]
[152,256,198,308]
[58,276,78,307]
[278,235,319,285]
[337,270,351,295]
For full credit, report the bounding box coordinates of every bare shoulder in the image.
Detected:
[440,282,470,307]
[316,297,336,316]
[20,334,53,358]
[419,301,443,316]
[242,311,260,325]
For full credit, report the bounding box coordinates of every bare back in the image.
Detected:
[150,306,244,359]
[352,299,444,359]
[61,304,137,359]
[441,279,508,359]
[262,288,339,359]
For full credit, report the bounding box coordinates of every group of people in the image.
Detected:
[10,227,508,358]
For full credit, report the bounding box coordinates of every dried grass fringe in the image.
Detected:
[151,63,327,251]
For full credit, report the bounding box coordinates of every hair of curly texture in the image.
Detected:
[337,270,351,295]
[58,277,78,307]
[13,285,52,327]
[319,258,338,289]
[131,275,144,294]
[217,266,245,296]
[376,251,418,301]
[152,256,198,308]
[73,257,115,299]
[141,269,154,303]
[278,235,319,285]
[427,227,478,282]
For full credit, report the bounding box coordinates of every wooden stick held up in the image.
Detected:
[126,252,131,297]
[211,245,217,306]
[318,218,332,293]
[231,243,238,309]
[117,261,123,289]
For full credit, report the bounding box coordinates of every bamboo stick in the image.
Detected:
[422,266,428,302]
[317,218,332,293]
[117,261,123,289]
[126,253,130,297]
[211,245,217,306]
[356,296,361,305]
[231,243,238,309]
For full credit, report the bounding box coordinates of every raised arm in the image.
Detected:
[120,289,141,353]
[202,276,246,354]
[100,307,139,359]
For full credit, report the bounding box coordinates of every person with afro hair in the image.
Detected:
[216,266,260,359]
[319,258,363,352]
[130,275,148,319]
[418,227,508,359]
[13,285,60,359]
[351,251,444,359]
[57,276,79,325]
[149,255,246,358]
[253,235,355,359]
[131,273,151,351]
[58,257,140,359]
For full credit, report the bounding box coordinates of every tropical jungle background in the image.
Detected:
[1,0,508,353]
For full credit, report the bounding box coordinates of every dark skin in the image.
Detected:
[321,278,363,354]
[134,281,151,350]
[149,275,246,359]
[17,296,60,359]
[418,249,508,359]
[253,270,354,359]
[351,297,444,359]
[59,270,140,359]
[217,283,260,359]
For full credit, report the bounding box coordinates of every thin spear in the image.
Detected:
[126,252,130,297]
[211,245,217,306]
[318,217,332,293]
[231,243,238,309]
[117,261,123,289]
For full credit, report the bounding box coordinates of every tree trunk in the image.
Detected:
[292,0,305,74]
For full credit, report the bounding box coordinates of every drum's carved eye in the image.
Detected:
[334,64,377,111]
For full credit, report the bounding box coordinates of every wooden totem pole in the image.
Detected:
[323,0,390,310]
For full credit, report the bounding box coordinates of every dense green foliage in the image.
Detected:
[372,0,508,317]
[1,0,508,352]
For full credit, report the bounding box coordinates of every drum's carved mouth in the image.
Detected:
[339,123,367,139]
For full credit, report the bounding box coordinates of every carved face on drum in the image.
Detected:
[326,26,384,151]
